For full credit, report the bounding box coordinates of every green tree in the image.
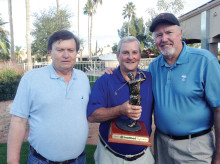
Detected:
[146,0,184,27]
[0,15,10,61]
[15,46,24,62]
[144,0,184,57]
[118,16,151,56]
[112,43,117,54]
[118,15,160,57]
[122,2,136,36]
[187,43,201,48]
[117,22,127,40]
[118,17,144,39]
[31,7,72,61]
[157,0,184,15]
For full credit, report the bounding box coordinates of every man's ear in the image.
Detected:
[48,50,51,56]
[180,29,183,40]
[116,52,120,59]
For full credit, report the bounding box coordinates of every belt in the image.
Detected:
[99,135,146,161]
[167,128,212,140]
[30,145,85,164]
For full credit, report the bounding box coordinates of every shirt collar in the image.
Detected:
[49,64,75,80]
[159,41,189,67]
[114,66,141,83]
[49,64,59,79]
[115,67,126,83]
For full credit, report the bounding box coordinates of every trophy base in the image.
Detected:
[115,119,142,132]
[108,119,152,146]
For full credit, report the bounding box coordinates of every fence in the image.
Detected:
[21,58,155,83]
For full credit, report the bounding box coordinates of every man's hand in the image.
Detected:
[212,154,220,164]
[103,67,116,75]
[88,100,142,123]
[120,101,142,120]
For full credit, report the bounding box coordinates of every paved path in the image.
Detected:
[0,100,13,143]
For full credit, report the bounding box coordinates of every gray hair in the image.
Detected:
[117,36,141,53]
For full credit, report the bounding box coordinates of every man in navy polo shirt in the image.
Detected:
[149,13,220,164]
[87,36,155,163]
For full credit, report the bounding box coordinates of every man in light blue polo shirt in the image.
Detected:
[7,30,90,164]
[149,13,220,164]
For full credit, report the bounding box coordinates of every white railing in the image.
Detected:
[22,58,155,82]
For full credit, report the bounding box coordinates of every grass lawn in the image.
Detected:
[0,142,96,164]
[88,75,100,89]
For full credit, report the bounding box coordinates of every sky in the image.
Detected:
[0,0,211,52]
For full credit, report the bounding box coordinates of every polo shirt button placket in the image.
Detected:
[167,69,172,82]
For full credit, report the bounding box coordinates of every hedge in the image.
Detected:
[0,68,22,101]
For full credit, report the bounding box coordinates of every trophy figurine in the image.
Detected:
[108,71,152,146]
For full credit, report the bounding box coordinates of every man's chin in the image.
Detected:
[125,65,138,70]
[160,49,175,56]
[125,68,138,73]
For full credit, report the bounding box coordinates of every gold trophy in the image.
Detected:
[108,71,152,146]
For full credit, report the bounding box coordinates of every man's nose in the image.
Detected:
[127,53,133,59]
[161,34,169,42]
[63,50,69,58]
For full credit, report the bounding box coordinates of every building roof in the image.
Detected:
[98,53,117,61]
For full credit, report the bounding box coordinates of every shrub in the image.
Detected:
[0,68,22,101]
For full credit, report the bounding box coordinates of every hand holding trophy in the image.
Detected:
[108,71,152,146]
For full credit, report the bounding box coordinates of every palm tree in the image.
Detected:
[8,0,15,61]
[122,2,136,36]
[26,0,32,70]
[83,0,92,60]
[89,0,102,60]
[15,46,24,62]
[0,16,10,60]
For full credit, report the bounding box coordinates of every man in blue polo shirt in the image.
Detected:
[149,13,220,164]
[87,36,155,163]
[7,30,90,164]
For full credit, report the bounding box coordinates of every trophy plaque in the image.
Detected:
[108,71,152,146]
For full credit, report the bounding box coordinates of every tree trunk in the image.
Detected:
[78,0,80,39]
[78,0,82,61]
[127,17,130,36]
[90,12,93,61]
[26,0,32,70]
[88,14,90,61]
[8,0,15,61]
[56,0,60,14]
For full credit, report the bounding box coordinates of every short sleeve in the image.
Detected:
[204,58,220,107]
[10,74,31,118]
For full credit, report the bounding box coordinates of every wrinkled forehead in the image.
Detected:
[52,39,76,47]
[154,23,179,32]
